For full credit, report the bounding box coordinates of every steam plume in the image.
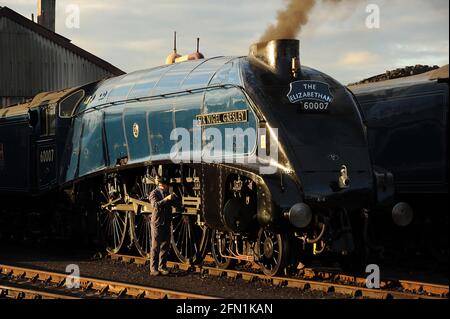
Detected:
[260,0,347,42]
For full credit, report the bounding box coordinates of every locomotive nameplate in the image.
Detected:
[287,80,334,113]
[196,110,248,127]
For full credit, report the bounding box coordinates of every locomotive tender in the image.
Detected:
[349,66,449,255]
[350,66,448,200]
[0,40,397,275]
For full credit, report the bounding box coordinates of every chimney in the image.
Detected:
[249,39,300,79]
[37,0,56,32]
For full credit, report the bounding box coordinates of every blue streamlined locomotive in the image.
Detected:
[0,40,399,275]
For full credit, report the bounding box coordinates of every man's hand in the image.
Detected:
[164,194,172,201]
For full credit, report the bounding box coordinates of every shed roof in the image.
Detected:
[0,6,125,76]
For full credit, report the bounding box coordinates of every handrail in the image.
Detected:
[71,84,246,118]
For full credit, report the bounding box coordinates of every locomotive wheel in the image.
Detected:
[256,228,289,276]
[211,230,236,269]
[129,211,152,258]
[98,182,128,254]
[129,174,156,258]
[171,212,207,264]
[171,167,208,264]
[98,210,128,254]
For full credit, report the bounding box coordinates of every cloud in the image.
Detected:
[337,52,381,66]
[123,40,165,53]
[391,42,449,56]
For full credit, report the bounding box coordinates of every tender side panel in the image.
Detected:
[0,115,32,192]
[357,82,448,194]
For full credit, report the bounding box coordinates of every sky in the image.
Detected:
[1,0,449,84]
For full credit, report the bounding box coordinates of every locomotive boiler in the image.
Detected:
[0,40,396,275]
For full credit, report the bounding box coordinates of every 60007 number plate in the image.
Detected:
[301,101,330,112]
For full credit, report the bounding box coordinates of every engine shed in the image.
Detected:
[0,4,124,108]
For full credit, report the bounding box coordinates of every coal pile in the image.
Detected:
[350,65,440,85]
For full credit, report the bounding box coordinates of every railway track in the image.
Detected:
[0,264,217,299]
[106,253,449,300]
[0,284,79,299]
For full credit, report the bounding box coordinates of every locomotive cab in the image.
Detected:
[34,101,58,191]
[0,86,96,195]
[36,83,98,193]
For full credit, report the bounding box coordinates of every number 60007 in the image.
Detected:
[303,102,329,111]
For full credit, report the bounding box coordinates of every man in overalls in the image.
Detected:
[149,175,178,276]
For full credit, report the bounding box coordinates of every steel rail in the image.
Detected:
[0,264,217,299]
[0,284,79,299]
[107,253,448,299]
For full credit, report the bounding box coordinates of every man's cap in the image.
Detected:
[155,175,170,185]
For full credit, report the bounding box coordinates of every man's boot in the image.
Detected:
[150,269,160,276]
[158,266,170,276]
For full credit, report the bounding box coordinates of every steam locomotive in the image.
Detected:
[0,40,401,275]
[349,66,449,258]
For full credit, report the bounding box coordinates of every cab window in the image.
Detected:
[47,103,56,135]
[59,90,85,118]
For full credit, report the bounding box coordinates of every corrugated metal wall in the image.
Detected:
[0,16,116,107]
